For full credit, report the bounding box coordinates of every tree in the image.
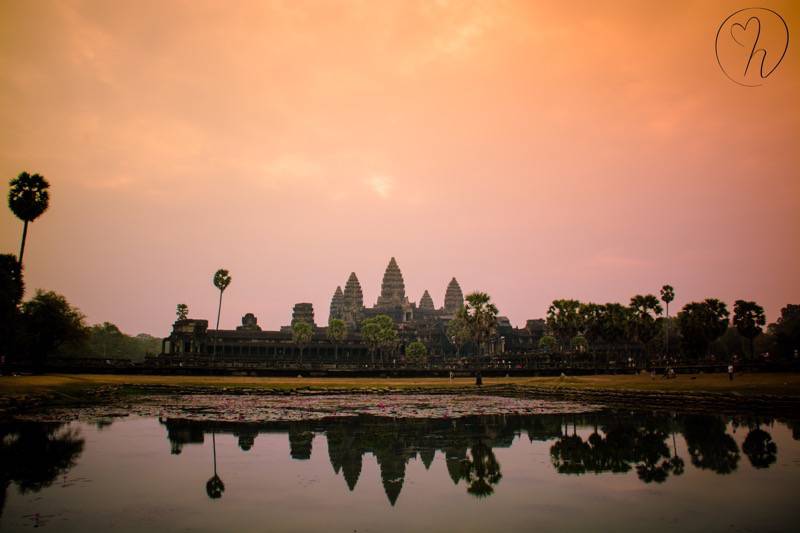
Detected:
[538,335,557,353]
[733,300,766,359]
[628,294,663,361]
[678,299,729,359]
[660,285,675,356]
[176,303,189,321]
[0,254,23,359]
[570,334,588,353]
[405,341,428,367]
[546,299,584,349]
[459,292,498,385]
[211,269,231,360]
[292,320,313,364]
[20,290,86,369]
[361,314,397,365]
[8,172,50,267]
[769,304,800,359]
[446,314,470,358]
[326,318,347,361]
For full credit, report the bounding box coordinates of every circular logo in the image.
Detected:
[715,8,789,86]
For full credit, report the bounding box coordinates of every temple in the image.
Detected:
[161,257,546,364]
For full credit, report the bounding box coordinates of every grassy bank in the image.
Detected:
[2,372,799,396]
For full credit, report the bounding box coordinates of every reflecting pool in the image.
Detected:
[1,409,799,531]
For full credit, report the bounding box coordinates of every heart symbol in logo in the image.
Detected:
[731,16,760,48]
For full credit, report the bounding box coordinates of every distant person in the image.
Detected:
[728,364,734,381]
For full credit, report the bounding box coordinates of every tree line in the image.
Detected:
[540,286,798,362]
[2,172,159,368]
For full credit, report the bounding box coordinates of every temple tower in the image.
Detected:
[342,272,364,326]
[376,257,406,308]
[443,278,464,314]
[329,286,344,322]
[419,290,435,314]
[291,303,316,327]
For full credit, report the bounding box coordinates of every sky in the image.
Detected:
[1,0,798,336]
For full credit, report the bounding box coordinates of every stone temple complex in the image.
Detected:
[162,257,547,364]
[328,257,466,328]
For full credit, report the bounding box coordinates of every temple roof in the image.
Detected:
[444,277,464,313]
[376,257,406,308]
[419,290,435,313]
[343,272,364,310]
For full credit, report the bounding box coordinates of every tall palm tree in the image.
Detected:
[660,285,675,358]
[212,269,231,362]
[460,292,498,386]
[8,172,50,267]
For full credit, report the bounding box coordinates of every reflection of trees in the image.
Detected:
[0,421,85,517]
[743,428,777,469]
[465,440,502,498]
[682,415,739,474]
[160,410,779,505]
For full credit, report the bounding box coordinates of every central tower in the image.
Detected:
[376,257,407,308]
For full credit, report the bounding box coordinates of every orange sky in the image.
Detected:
[1,0,798,335]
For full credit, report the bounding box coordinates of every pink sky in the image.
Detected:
[1,0,798,336]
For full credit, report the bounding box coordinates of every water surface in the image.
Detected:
[1,408,798,532]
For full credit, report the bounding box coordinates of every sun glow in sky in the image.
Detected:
[1,0,798,335]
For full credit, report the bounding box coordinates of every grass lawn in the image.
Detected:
[1,372,799,397]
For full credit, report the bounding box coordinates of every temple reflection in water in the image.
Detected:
[159,412,797,505]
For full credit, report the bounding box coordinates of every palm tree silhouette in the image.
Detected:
[212,269,231,363]
[8,172,50,268]
[660,285,675,357]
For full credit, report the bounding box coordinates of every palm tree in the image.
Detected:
[460,292,498,385]
[292,320,313,365]
[326,318,347,362]
[176,303,189,321]
[660,285,675,357]
[8,172,50,267]
[212,269,231,362]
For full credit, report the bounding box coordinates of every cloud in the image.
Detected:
[365,175,393,198]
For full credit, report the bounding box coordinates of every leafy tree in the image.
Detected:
[769,304,800,359]
[538,335,557,353]
[628,294,663,359]
[660,285,675,355]
[446,314,470,357]
[405,341,428,367]
[19,290,86,369]
[176,303,189,321]
[8,172,50,267]
[326,318,347,361]
[291,320,313,363]
[211,269,231,359]
[546,299,584,348]
[583,303,630,347]
[0,254,23,359]
[361,314,397,365]
[733,300,766,359]
[57,322,161,361]
[459,292,498,385]
[678,299,729,359]
[570,334,588,353]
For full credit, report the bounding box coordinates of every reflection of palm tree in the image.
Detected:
[465,440,502,498]
[669,430,685,476]
[206,432,225,499]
